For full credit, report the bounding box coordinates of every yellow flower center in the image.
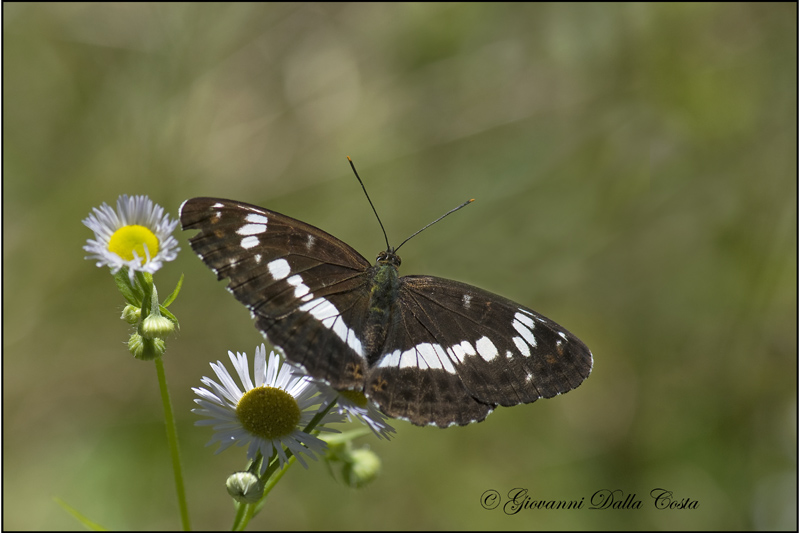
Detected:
[108,225,159,264]
[236,386,301,439]
[338,389,368,408]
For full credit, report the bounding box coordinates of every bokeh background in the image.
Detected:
[3,3,796,530]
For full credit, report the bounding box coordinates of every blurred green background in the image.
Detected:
[3,3,796,530]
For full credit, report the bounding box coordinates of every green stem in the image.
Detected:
[252,456,295,516]
[231,499,248,531]
[155,357,191,531]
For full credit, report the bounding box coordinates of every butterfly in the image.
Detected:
[180,172,592,428]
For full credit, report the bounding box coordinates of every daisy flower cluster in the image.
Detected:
[80,194,191,526]
[82,194,182,360]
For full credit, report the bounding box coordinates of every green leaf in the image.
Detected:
[163,273,184,308]
[135,271,154,319]
[114,269,143,306]
[159,305,180,330]
[54,497,109,531]
[319,428,372,444]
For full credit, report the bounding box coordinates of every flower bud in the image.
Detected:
[128,333,144,358]
[342,447,381,488]
[120,304,141,325]
[129,333,165,360]
[226,471,265,504]
[142,313,175,339]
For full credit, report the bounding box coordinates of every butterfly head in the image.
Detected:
[376,249,401,267]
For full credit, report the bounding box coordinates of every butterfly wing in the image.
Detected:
[365,275,593,427]
[180,198,374,389]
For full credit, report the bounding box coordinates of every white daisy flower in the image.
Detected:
[83,195,180,282]
[192,344,343,472]
[319,386,396,440]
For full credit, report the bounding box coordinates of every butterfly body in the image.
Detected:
[181,197,592,427]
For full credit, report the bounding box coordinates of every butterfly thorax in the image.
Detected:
[363,251,402,362]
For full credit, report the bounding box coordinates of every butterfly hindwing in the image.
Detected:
[364,276,593,426]
[180,197,373,389]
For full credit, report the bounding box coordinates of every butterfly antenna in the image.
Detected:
[348,156,392,251]
[394,197,475,253]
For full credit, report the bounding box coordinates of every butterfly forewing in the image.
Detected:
[181,198,373,388]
